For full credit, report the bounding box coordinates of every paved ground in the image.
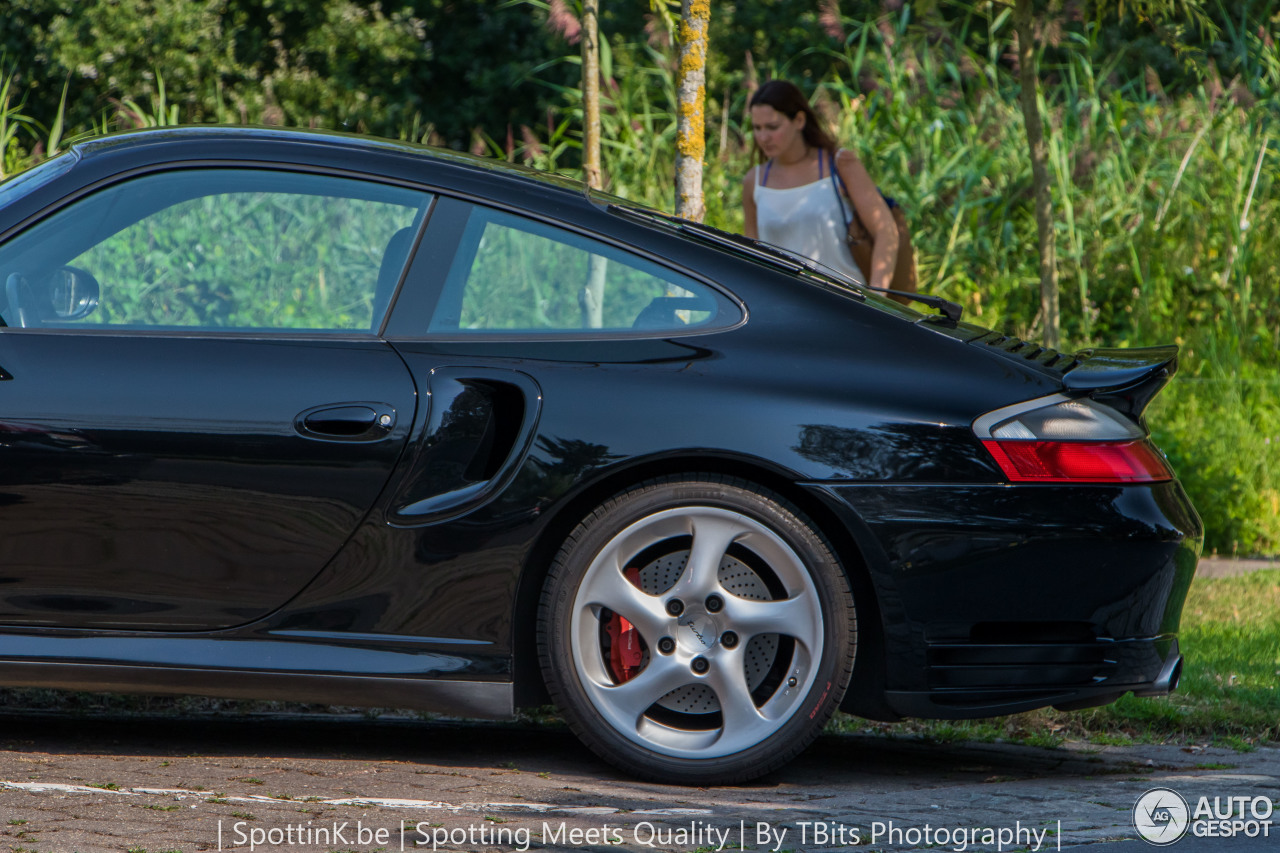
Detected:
[1,559,1274,852]
[1195,557,1279,579]
[0,711,1275,853]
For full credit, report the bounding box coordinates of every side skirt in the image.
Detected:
[0,661,514,719]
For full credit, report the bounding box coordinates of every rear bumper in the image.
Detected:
[811,480,1202,718]
[885,637,1181,719]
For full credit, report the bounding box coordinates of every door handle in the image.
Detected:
[295,403,397,442]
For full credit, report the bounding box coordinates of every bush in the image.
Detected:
[1150,365,1280,557]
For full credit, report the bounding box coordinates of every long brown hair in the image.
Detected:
[748,79,837,163]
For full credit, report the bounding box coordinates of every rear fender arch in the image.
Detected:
[510,453,891,714]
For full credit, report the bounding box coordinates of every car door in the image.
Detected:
[0,167,430,630]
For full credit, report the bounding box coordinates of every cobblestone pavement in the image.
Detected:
[0,711,1275,853]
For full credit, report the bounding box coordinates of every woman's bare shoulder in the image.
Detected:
[834,148,874,182]
[834,148,863,167]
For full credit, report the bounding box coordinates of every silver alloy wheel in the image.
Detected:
[569,506,824,758]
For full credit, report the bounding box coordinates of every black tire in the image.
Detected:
[537,474,856,784]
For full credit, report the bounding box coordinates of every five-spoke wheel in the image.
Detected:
[539,476,856,784]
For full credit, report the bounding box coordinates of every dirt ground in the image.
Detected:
[0,710,1275,853]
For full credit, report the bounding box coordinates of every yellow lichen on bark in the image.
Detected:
[677,101,703,157]
[675,0,710,221]
[676,33,706,74]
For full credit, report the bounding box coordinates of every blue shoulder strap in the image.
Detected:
[830,150,852,228]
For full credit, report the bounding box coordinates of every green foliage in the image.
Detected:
[0,71,33,178]
[2,0,1274,153]
[1150,367,1280,556]
[1,0,229,134]
[0,0,578,147]
[0,0,1278,552]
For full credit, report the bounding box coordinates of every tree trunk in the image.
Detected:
[581,0,603,191]
[1012,0,1060,348]
[674,0,709,222]
[579,0,607,328]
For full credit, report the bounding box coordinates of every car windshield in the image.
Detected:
[0,152,79,211]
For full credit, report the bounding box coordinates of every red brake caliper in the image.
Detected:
[605,566,645,683]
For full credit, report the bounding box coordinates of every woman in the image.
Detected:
[742,79,898,291]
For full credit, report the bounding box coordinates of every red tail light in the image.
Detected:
[982,439,1173,483]
[975,394,1174,484]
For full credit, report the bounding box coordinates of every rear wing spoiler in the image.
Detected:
[1063,346,1178,417]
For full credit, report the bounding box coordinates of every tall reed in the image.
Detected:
[0,71,33,178]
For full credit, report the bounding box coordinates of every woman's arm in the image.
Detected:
[742,166,759,240]
[835,149,897,289]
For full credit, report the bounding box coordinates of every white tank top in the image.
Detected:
[752,155,866,284]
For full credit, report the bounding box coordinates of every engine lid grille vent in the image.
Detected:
[980,333,1080,372]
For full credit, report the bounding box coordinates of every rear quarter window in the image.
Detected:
[426,206,737,336]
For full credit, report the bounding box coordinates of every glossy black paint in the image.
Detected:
[816,481,1197,716]
[0,334,415,629]
[0,128,1201,722]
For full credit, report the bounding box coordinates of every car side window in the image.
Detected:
[427,207,727,334]
[0,169,431,333]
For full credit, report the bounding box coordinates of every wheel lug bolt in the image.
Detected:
[657,637,675,655]
[721,631,738,649]
[691,656,710,674]
[666,599,684,616]
[705,594,723,613]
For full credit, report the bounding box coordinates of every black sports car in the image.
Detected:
[0,127,1200,784]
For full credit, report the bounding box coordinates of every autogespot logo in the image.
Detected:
[1134,788,1191,845]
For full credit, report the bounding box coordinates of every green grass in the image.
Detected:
[842,570,1280,747]
[1061,571,1280,747]
[1164,569,1280,733]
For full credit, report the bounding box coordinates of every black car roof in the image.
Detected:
[70,125,601,201]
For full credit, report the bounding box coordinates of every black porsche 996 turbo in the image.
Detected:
[0,127,1201,783]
